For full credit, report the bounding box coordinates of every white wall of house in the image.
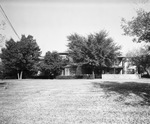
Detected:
[65,68,70,76]
[61,68,71,76]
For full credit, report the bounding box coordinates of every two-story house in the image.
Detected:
[60,53,140,79]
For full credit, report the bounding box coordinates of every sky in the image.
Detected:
[0,0,150,55]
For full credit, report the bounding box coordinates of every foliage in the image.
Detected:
[1,35,41,79]
[121,9,150,43]
[67,30,121,78]
[40,51,63,79]
[126,46,150,76]
[56,74,96,79]
[122,9,150,76]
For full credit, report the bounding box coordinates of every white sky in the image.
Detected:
[0,0,150,55]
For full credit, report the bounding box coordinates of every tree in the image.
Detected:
[121,7,150,76]
[1,35,41,79]
[126,46,149,74]
[40,51,63,79]
[126,46,150,76]
[67,31,121,78]
[121,9,150,43]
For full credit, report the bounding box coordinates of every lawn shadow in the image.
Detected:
[0,82,7,87]
[92,81,150,106]
[0,82,8,89]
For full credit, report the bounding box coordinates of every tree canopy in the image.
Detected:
[121,9,150,43]
[67,31,121,78]
[40,51,63,79]
[122,8,150,76]
[1,35,41,79]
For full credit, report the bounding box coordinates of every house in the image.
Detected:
[59,52,77,76]
[103,56,138,74]
[59,53,140,79]
[102,56,140,79]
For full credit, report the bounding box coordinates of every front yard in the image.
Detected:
[0,79,150,124]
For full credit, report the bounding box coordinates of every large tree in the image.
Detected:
[67,31,121,78]
[121,8,150,76]
[40,51,63,79]
[1,35,41,79]
[121,9,150,43]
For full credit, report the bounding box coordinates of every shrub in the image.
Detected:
[56,74,95,79]
[56,75,76,79]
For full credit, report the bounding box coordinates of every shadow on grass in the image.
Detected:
[0,82,7,87]
[92,81,150,106]
[0,82,8,90]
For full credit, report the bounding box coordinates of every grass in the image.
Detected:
[0,79,150,124]
[92,81,150,106]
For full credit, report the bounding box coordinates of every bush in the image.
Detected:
[141,74,150,78]
[56,75,76,79]
[56,74,96,79]
[31,75,55,79]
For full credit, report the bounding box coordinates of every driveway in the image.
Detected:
[0,79,150,124]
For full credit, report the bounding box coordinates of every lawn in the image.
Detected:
[0,79,150,124]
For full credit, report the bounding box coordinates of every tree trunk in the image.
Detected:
[92,70,95,79]
[99,69,102,79]
[17,73,19,79]
[17,71,23,79]
[20,71,23,79]
[76,65,82,75]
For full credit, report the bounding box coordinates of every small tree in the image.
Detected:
[67,31,121,78]
[40,51,63,79]
[1,35,41,79]
[126,46,150,76]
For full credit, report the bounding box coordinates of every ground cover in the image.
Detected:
[0,79,150,124]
